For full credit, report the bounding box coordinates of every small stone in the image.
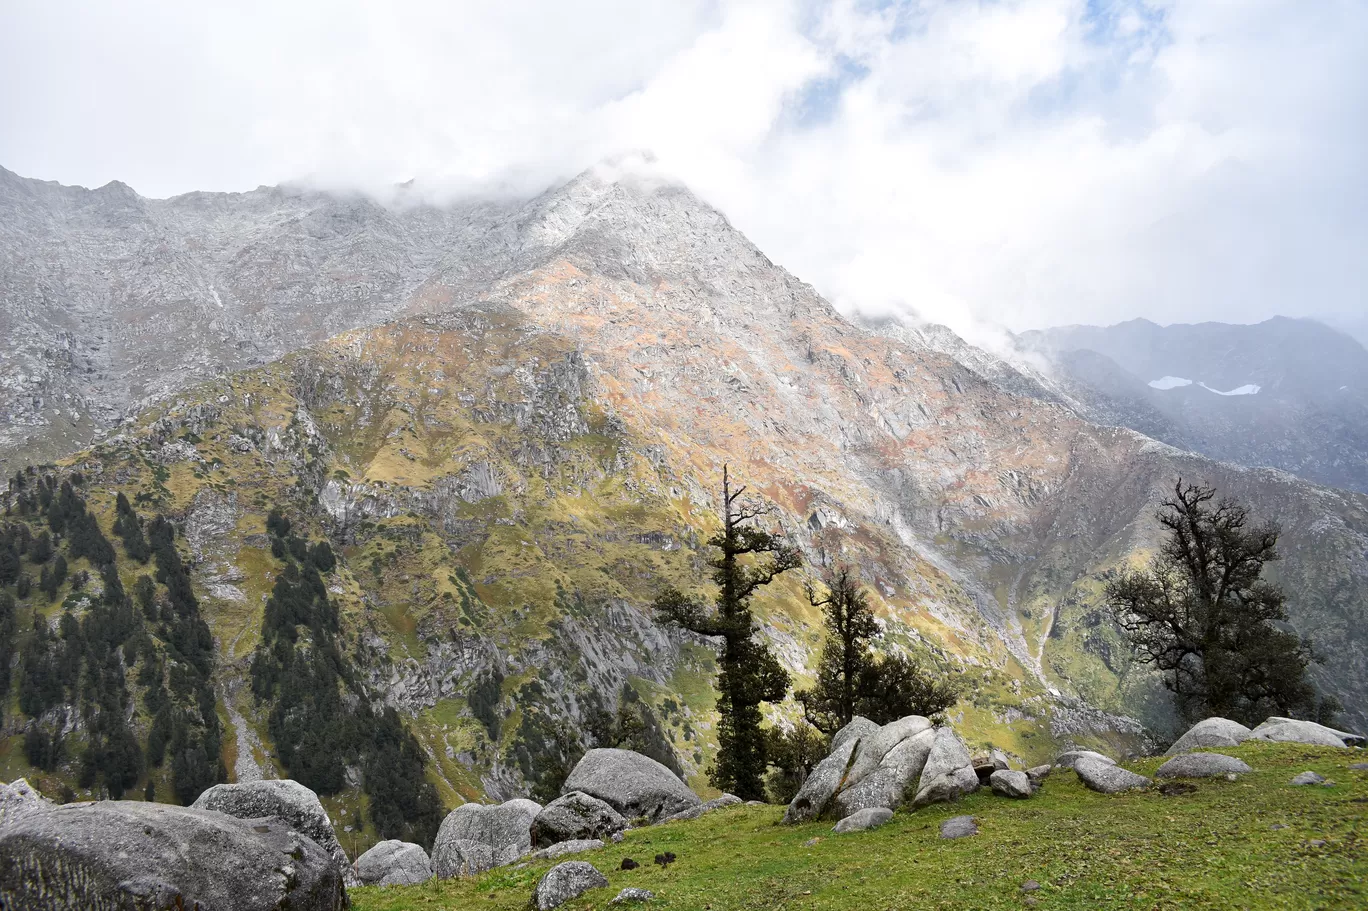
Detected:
[1021,880,1041,892]
[1308,839,1327,848]
[1290,771,1327,786]
[803,837,821,847]
[939,815,978,839]
[1271,823,1287,830]
[611,832,625,844]
[1349,763,1368,771]
[1024,765,1052,785]
[611,888,655,904]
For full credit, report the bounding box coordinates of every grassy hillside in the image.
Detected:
[354,742,1367,911]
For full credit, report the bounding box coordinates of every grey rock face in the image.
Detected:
[989,769,1034,798]
[1155,753,1252,779]
[534,861,610,910]
[1165,718,1253,755]
[355,839,433,886]
[1290,771,1329,786]
[1055,750,1115,770]
[562,749,700,823]
[1025,765,1052,785]
[611,887,655,904]
[832,807,893,833]
[1250,718,1354,748]
[0,778,50,828]
[830,716,881,752]
[531,839,606,861]
[193,778,354,885]
[1074,756,1151,794]
[783,716,937,823]
[432,799,540,876]
[912,726,981,808]
[532,791,628,847]
[0,800,346,910]
[939,815,978,839]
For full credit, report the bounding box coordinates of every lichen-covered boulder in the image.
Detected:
[0,801,346,910]
[533,791,628,847]
[562,749,700,823]
[1074,756,1151,794]
[911,726,980,808]
[1155,753,1252,779]
[989,769,1033,798]
[355,839,433,886]
[782,715,937,823]
[1250,718,1357,748]
[534,860,609,910]
[193,778,354,886]
[432,799,541,877]
[1165,718,1252,755]
[0,778,50,828]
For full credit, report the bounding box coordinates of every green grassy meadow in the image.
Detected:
[353,742,1367,911]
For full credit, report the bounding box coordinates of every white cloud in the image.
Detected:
[1,0,1364,335]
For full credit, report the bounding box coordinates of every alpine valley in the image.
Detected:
[2,162,1366,841]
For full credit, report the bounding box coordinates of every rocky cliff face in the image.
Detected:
[1,164,1364,821]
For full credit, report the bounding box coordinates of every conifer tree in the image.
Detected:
[653,467,800,799]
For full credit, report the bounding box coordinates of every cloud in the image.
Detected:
[2,0,1364,336]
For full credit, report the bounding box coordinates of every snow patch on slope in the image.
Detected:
[1200,382,1260,396]
[1148,376,1192,390]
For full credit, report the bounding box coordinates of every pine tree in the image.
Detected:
[653,467,800,799]
[796,565,878,734]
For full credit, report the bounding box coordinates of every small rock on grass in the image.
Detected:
[989,770,1033,799]
[1025,765,1052,785]
[1074,757,1151,794]
[1290,771,1330,786]
[534,862,609,910]
[1155,752,1251,779]
[1021,880,1041,892]
[1349,763,1368,771]
[939,815,978,839]
[803,837,822,847]
[611,888,655,904]
[833,807,893,833]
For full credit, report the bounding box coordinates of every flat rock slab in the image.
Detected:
[989,769,1033,798]
[1250,719,1350,748]
[355,839,433,886]
[939,815,978,839]
[531,839,606,861]
[1165,718,1253,755]
[1290,771,1330,786]
[1156,753,1252,779]
[833,807,894,833]
[1074,757,1151,794]
[1055,750,1115,770]
[535,861,609,910]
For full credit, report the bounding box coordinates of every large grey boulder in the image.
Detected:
[562,749,700,823]
[432,799,541,877]
[911,726,980,808]
[1155,753,1252,779]
[1054,750,1115,770]
[832,807,893,833]
[533,791,628,846]
[0,778,50,828]
[534,860,609,910]
[1250,718,1356,748]
[0,801,346,910]
[783,715,937,823]
[193,778,354,886]
[1165,718,1252,755]
[1074,756,1151,794]
[989,769,1033,798]
[355,839,433,886]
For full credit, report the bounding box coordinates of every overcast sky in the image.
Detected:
[2,0,1365,336]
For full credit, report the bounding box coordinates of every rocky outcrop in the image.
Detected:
[534,861,609,910]
[0,801,347,910]
[355,839,433,886]
[1165,718,1252,755]
[0,778,50,828]
[562,749,700,823]
[1155,753,1251,779]
[532,792,628,847]
[192,778,354,886]
[432,799,541,877]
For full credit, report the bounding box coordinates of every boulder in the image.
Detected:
[1074,756,1151,794]
[433,799,540,876]
[1165,718,1253,755]
[1350,763,1368,771]
[989,769,1033,799]
[531,839,606,861]
[1054,750,1115,770]
[973,749,1011,784]
[783,715,936,823]
[1250,718,1353,748]
[0,801,346,910]
[1155,753,1252,779]
[611,887,655,904]
[0,778,50,828]
[911,726,980,808]
[939,815,978,839]
[534,861,609,910]
[832,807,893,833]
[562,749,700,823]
[1290,771,1328,786]
[355,839,433,886]
[1025,765,1052,786]
[193,778,354,886]
[532,792,628,847]
[703,793,743,811]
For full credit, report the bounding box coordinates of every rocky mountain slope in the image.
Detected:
[1,166,1365,833]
